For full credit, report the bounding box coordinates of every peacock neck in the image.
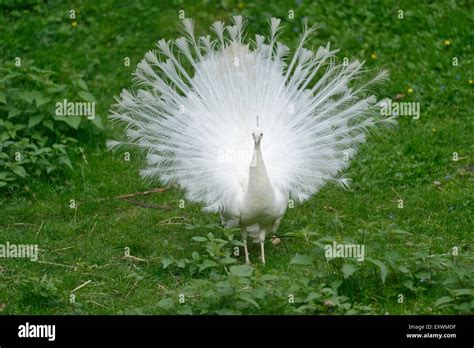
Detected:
[246,142,274,199]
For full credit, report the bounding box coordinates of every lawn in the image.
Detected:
[0,0,472,315]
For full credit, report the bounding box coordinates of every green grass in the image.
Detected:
[0,0,473,314]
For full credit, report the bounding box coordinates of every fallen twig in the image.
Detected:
[126,280,139,298]
[159,216,188,225]
[35,221,44,237]
[390,186,402,199]
[119,254,148,263]
[123,199,172,210]
[157,284,169,292]
[94,188,167,202]
[71,280,92,293]
[38,260,77,269]
[13,223,39,227]
[89,221,97,234]
[51,246,74,252]
[87,300,109,309]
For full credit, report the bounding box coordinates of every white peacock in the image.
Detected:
[108,16,395,264]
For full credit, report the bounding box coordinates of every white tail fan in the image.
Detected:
[108,16,395,263]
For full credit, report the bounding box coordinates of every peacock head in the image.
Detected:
[252,115,263,146]
[251,128,263,146]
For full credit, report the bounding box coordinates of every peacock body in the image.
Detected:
[109,16,395,264]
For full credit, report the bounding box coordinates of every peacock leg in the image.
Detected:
[241,229,250,265]
[259,228,266,264]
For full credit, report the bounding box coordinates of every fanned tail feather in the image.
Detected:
[109,16,395,210]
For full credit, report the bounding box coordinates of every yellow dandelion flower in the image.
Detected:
[469,79,473,84]
[72,21,77,27]
[432,128,437,132]
[237,2,244,10]
[371,52,377,59]
[443,40,451,46]
[407,87,414,94]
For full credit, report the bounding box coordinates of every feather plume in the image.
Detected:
[109,17,395,212]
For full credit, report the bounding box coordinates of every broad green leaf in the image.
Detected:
[42,120,54,131]
[14,124,26,131]
[289,254,313,265]
[435,296,453,307]
[175,259,186,268]
[453,289,474,297]
[191,236,207,242]
[415,270,430,282]
[259,274,279,282]
[90,115,104,129]
[210,238,227,244]
[0,92,6,104]
[331,280,343,291]
[59,156,73,170]
[78,90,96,102]
[8,107,21,119]
[403,280,415,291]
[176,305,193,315]
[53,115,81,129]
[229,265,254,277]
[160,256,174,269]
[76,79,88,90]
[35,94,50,107]
[28,114,44,128]
[305,292,322,302]
[215,281,234,296]
[392,229,411,235]
[366,257,388,284]
[220,257,237,265]
[46,164,56,174]
[27,73,48,84]
[341,263,358,279]
[46,85,67,94]
[157,298,175,310]
[0,72,21,83]
[398,265,410,274]
[12,166,26,178]
[238,293,260,309]
[214,308,241,315]
[19,91,41,104]
[198,259,219,272]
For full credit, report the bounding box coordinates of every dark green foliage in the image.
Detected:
[0,61,102,189]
